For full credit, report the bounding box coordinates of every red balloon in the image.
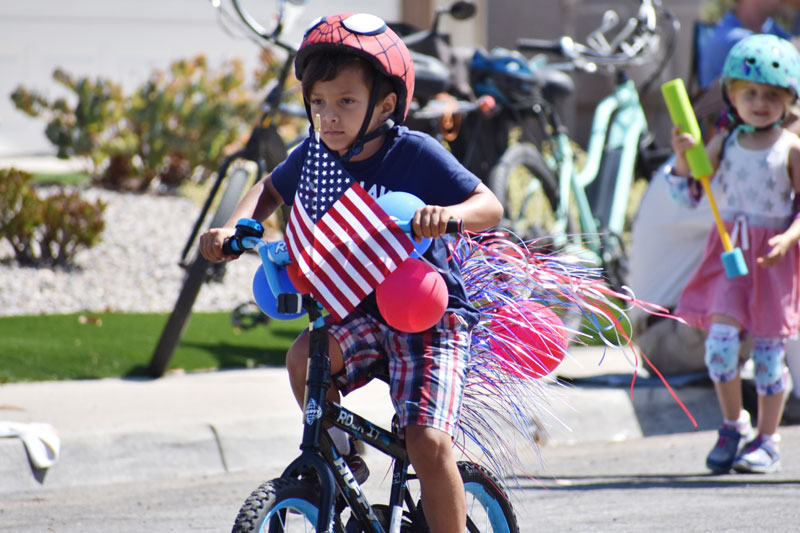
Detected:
[488,300,567,379]
[286,261,313,295]
[377,258,448,333]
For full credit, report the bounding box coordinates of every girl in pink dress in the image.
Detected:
[669,34,800,474]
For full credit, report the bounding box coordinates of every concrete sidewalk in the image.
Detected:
[0,345,720,495]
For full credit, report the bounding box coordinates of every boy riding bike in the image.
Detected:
[199,12,502,532]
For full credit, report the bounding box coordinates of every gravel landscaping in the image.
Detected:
[0,188,263,316]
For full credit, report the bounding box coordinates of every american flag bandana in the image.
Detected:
[284,134,415,320]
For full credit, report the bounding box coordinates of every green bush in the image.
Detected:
[10,68,125,161]
[0,168,106,267]
[118,55,254,190]
[10,52,303,192]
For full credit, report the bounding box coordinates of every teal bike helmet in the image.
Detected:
[721,33,800,96]
[720,34,800,131]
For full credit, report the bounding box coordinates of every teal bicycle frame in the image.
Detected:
[547,75,648,267]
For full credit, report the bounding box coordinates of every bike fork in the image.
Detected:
[387,459,411,533]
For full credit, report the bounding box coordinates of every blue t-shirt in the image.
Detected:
[699,12,792,89]
[271,125,482,326]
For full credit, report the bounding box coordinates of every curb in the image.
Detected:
[1,348,721,493]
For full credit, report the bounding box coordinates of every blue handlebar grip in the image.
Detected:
[235,218,265,237]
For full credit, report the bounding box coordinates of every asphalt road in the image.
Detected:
[4,426,799,532]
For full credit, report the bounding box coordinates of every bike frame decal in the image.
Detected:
[389,505,403,533]
[332,455,383,527]
[304,397,323,425]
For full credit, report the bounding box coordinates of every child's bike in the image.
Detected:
[222,218,519,532]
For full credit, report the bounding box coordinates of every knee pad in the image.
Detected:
[705,323,740,383]
[752,337,787,395]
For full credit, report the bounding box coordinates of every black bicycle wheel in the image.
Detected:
[258,126,293,230]
[147,166,249,377]
[232,477,335,533]
[486,142,576,246]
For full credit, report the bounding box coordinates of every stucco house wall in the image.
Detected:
[0,1,400,156]
[0,1,721,156]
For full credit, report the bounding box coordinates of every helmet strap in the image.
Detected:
[340,119,394,162]
[340,79,392,162]
[729,108,787,134]
[722,85,790,133]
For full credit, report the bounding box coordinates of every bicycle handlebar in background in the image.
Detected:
[214,0,305,52]
[516,0,663,69]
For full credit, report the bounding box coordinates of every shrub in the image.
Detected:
[10,68,125,162]
[0,168,106,267]
[10,53,304,192]
[119,55,254,191]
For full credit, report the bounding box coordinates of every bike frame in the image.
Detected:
[238,234,418,533]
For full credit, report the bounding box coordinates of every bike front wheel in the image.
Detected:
[148,165,250,377]
[486,142,576,246]
[232,477,333,532]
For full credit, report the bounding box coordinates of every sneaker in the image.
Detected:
[732,436,781,474]
[344,443,370,484]
[706,426,752,473]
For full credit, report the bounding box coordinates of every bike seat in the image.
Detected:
[411,51,451,103]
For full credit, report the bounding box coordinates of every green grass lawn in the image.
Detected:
[32,170,91,186]
[0,312,306,383]
[0,306,627,384]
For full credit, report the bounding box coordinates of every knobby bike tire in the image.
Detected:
[147,167,249,377]
[486,142,577,245]
[232,477,332,533]
[459,461,519,533]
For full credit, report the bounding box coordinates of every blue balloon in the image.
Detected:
[376,191,431,258]
[252,266,306,320]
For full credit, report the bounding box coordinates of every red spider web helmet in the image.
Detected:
[295,13,415,123]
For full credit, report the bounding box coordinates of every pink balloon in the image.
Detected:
[286,261,313,295]
[488,300,567,379]
[377,258,448,333]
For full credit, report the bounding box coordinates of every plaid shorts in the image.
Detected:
[328,310,472,436]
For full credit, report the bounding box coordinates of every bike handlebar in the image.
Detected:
[517,0,662,69]
[230,0,272,40]
[222,0,302,52]
[221,216,462,301]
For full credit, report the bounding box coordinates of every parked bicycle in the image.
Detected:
[483,0,677,289]
[222,217,519,532]
[388,0,675,290]
[148,0,308,377]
